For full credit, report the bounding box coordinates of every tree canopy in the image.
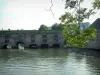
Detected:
[39,24,48,30]
[93,0,100,9]
[59,0,96,47]
[60,22,96,47]
[51,23,63,31]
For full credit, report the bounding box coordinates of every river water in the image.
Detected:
[0,48,100,75]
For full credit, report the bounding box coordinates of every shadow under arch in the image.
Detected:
[29,44,38,49]
[2,44,11,49]
[52,44,60,48]
[41,44,49,48]
[2,44,8,49]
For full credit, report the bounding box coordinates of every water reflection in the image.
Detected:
[0,50,10,60]
[0,48,100,75]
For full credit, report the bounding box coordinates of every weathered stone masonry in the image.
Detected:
[0,30,64,48]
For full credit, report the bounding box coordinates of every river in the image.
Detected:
[0,48,100,75]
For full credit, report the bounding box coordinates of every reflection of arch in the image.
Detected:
[29,44,38,48]
[52,44,60,48]
[41,44,49,48]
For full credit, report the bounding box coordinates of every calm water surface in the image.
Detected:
[0,48,100,75]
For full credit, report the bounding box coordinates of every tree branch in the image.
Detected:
[45,0,55,19]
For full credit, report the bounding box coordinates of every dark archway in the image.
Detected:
[52,44,60,48]
[41,44,49,48]
[29,44,38,49]
[2,44,11,49]
[2,44,8,49]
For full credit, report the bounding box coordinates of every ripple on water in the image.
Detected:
[0,49,100,75]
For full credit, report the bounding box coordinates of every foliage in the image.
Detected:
[59,10,95,25]
[39,24,48,30]
[59,0,96,47]
[65,0,95,24]
[51,23,63,31]
[65,0,95,23]
[65,0,84,9]
[61,22,96,47]
[65,0,100,10]
[93,0,100,9]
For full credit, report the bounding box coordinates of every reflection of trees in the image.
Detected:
[74,54,84,63]
[36,48,69,71]
[86,56,100,74]
[38,48,69,58]
[66,49,84,63]
[70,49,100,74]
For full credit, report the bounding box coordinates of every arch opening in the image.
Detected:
[16,41,24,49]
[52,44,60,48]
[2,44,11,49]
[41,44,49,48]
[29,44,38,48]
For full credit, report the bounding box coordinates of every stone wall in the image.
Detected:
[0,30,64,48]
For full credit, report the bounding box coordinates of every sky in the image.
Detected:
[0,0,100,30]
